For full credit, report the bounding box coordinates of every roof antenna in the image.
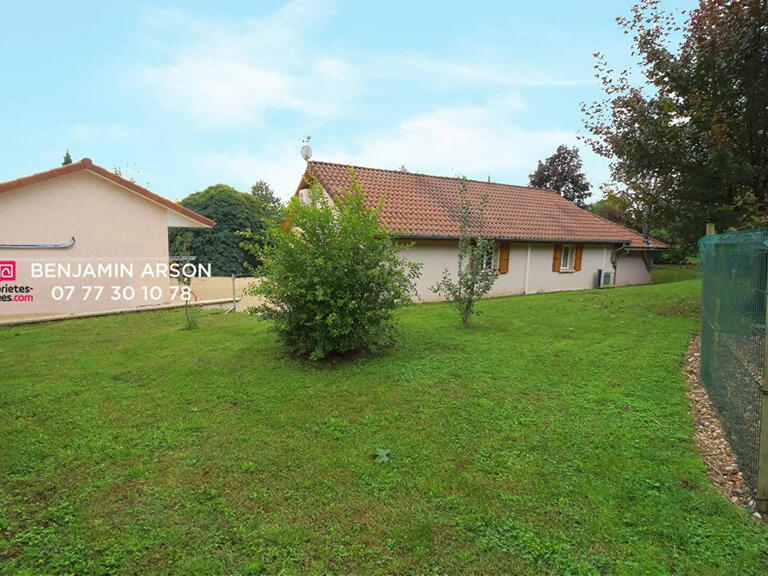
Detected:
[300,136,313,162]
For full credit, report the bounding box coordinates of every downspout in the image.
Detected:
[612,242,630,285]
[524,243,532,294]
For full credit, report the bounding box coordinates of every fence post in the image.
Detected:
[231,273,237,313]
[758,258,768,513]
[706,222,716,236]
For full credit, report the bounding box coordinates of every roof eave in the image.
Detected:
[394,233,665,248]
[0,158,214,228]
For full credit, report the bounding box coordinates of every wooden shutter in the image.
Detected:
[574,244,584,271]
[498,243,510,274]
[552,244,562,272]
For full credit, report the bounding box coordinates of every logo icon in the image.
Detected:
[0,261,16,282]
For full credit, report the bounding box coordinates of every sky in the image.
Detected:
[0,0,695,203]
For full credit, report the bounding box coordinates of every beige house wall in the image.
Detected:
[615,252,652,286]
[0,171,187,315]
[400,239,652,301]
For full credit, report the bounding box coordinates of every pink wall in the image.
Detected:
[0,171,179,316]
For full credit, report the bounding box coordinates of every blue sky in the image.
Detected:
[0,0,694,202]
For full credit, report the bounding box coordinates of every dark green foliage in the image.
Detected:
[250,179,282,223]
[583,0,768,256]
[529,145,592,206]
[245,176,420,360]
[589,189,637,229]
[62,149,72,166]
[169,184,269,276]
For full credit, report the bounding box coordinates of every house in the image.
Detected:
[296,161,665,301]
[0,158,213,319]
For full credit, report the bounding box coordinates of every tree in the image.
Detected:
[431,178,498,328]
[168,184,269,276]
[529,145,592,206]
[582,0,768,255]
[589,185,639,229]
[250,179,282,223]
[243,175,420,360]
[62,150,72,166]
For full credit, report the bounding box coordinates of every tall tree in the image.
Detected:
[589,186,640,229]
[582,0,768,254]
[169,184,270,276]
[62,149,72,166]
[529,145,592,206]
[250,180,282,223]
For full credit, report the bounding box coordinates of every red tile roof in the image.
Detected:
[0,158,214,227]
[299,161,665,250]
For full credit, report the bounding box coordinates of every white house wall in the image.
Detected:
[400,239,651,301]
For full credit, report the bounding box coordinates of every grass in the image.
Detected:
[2,280,767,575]
[652,263,700,284]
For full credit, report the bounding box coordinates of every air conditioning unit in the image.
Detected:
[596,268,615,288]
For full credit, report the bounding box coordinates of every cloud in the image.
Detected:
[194,94,614,202]
[323,96,576,182]
[134,0,356,127]
[133,1,592,129]
[194,144,308,201]
[370,56,594,88]
[67,123,138,142]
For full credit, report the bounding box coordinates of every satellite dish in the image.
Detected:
[301,135,312,161]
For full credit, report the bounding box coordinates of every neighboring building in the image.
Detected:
[296,161,665,301]
[0,158,213,318]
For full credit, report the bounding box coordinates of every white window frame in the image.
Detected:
[560,244,576,272]
[481,242,497,271]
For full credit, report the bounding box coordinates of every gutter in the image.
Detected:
[397,234,630,244]
[0,237,75,249]
[397,234,665,250]
[615,243,666,254]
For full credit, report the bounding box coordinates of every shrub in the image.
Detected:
[243,175,420,360]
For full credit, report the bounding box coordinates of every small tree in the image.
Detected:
[62,149,72,166]
[243,174,420,360]
[431,178,498,327]
[172,234,201,330]
[529,145,591,206]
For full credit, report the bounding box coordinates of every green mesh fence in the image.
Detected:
[699,228,768,497]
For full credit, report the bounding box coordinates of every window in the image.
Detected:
[481,243,496,271]
[560,244,575,271]
[553,243,583,273]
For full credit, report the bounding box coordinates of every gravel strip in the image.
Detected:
[683,335,761,519]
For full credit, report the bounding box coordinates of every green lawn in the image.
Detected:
[652,264,700,284]
[2,280,767,575]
